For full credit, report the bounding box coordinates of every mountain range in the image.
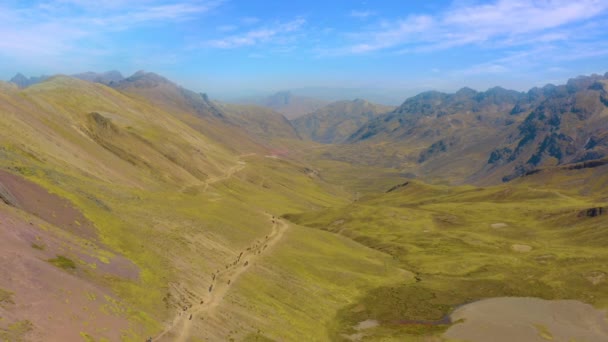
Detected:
[238,90,329,119]
[291,99,394,143]
[1,70,607,341]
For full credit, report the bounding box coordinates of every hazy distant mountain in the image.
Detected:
[113,70,224,119]
[9,73,49,88]
[281,87,406,106]
[246,91,329,120]
[291,99,393,144]
[218,103,301,141]
[114,71,299,148]
[72,71,124,85]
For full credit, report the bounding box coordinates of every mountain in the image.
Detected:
[349,86,523,143]
[9,73,49,88]
[251,91,329,119]
[483,73,608,181]
[72,70,124,85]
[2,70,608,342]
[0,74,362,341]
[113,70,225,119]
[318,86,525,183]
[291,99,394,143]
[330,75,608,184]
[113,71,300,152]
[218,103,301,141]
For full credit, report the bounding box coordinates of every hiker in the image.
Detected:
[189,314,193,320]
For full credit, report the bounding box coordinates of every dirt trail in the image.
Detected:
[153,214,289,342]
[183,153,254,194]
[527,186,574,201]
[201,161,246,192]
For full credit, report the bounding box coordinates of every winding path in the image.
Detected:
[182,153,255,194]
[153,214,289,341]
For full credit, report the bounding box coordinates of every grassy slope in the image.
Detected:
[287,180,608,340]
[0,77,415,341]
[2,76,607,341]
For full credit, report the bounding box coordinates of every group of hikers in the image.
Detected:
[147,214,279,341]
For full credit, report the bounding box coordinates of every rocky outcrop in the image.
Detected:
[578,207,607,218]
[487,74,608,181]
[386,182,410,193]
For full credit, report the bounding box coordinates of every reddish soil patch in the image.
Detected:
[0,169,139,281]
[0,169,96,240]
[268,148,289,157]
[0,206,130,341]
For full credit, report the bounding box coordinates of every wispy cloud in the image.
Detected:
[333,0,608,54]
[241,17,261,25]
[350,10,375,19]
[217,24,238,32]
[450,40,608,78]
[0,1,223,64]
[206,18,306,49]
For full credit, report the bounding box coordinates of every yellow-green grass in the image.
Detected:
[0,288,13,307]
[287,181,608,340]
[3,76,608,342]
[0,143,353,340]
[0,320,33,342]
[218,223,412,341]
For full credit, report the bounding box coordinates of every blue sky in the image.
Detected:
[1,0,608,103]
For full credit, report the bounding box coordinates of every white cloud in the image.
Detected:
[336,0,608,54]
[0,1,223,60]
[206,18,306,49]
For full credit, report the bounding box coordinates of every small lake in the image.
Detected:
[444,297,608,342]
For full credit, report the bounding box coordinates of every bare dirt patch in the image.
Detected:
[586,271,606,285]
[0,169,138,281]
[490,222,508,229]
[0,169,96,240]
[343,319,380,341]
[511,244,532,252]
[444,297,608,342]
[0,206,130,341]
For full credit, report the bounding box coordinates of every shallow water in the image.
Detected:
[444,297,608,342]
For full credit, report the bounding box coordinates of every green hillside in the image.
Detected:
[1,72,607,342]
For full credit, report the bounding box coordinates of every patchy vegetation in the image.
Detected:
[48,255,76,270]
